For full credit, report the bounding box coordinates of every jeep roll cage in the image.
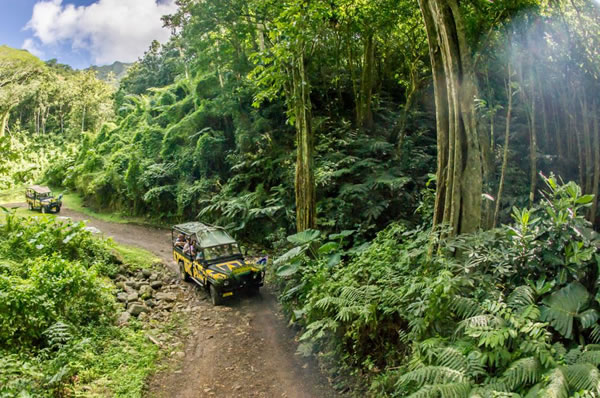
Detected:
[171,222,241,263]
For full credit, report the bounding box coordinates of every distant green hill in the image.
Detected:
[89,61,132,84]
[0,45,45,66]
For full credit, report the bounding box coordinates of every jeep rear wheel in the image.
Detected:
[179,261,190,282]
[210,284,222,306]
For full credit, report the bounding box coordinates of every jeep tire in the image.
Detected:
[210,284,222,306]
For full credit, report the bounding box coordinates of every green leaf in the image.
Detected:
[540,282,591,339]
[286,229,321,245]
[575,195,595,204]
[276,262,300,277]
[579,309,600,329]
[274,246,306,265]
[318,241,339,255]
[329,230,355,240]
[327,253,341,268]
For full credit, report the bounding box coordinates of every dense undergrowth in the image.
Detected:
[274,176,600,396]
[0,210,159,397]
[0,133,74,191]
[44,80,434,247]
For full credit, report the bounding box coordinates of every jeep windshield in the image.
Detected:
[204,244,242,261]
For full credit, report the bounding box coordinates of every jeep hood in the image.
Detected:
[209,260,250,275]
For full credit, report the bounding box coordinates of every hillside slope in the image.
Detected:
[89,61,132,83]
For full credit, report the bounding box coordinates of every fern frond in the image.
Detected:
[465,350,486,379]
[507,285,535,310]
[452,296,484,319]
[517,304,541,321]
[339,285,379,303]
[458,314,503,331]
[407,382,472,398]
[501,357,541,389]
[437,347,469,373]
[43,321,73,348]
[537,367,568,398]
[590,324,600,343]
[578,350,600,366]
[564,363,600,393]
[399,366,468,386]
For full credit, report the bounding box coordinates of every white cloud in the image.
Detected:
[22,38,45,58]
[24,0,178,65]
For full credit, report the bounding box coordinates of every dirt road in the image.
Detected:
[37,205,337,398]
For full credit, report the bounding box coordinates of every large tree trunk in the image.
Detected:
[358,34,375,130]
[418,0,483,235]
[292,50,316,232]
[590,103,599,226]
[494,62,513,228]
[580,94,593,194]
[528,90,537,206]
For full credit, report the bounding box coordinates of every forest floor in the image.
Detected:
[6,202,338,398]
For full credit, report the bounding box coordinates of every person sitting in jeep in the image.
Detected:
[183,238,192,257]
[175,234,186,248]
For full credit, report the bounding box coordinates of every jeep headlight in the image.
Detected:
[224,280,230,286]
[253,273,258,279]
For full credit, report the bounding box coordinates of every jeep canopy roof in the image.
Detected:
[28,185,52,194]
[172,221,236,248]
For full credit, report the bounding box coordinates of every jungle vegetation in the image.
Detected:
[1,0,600,396]
[0,210,163,396]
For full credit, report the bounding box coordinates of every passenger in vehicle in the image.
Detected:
[183,238,192,256]
[184,239,197,258]
[175,234,186,249]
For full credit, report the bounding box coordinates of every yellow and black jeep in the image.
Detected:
[25,185,62,214]
[172,222,265,305]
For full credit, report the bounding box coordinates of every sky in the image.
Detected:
[0,0,177,69]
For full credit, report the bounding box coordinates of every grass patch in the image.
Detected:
[73,323,160,397]
[112,242,161,271]
[60,191,164,228]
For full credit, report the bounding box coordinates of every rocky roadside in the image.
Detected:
[112,263,179,325]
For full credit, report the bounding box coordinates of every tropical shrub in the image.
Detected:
[274,176,600,396]
[0,209,156,397]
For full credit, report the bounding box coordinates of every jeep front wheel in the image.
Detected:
[210,284,222,306]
